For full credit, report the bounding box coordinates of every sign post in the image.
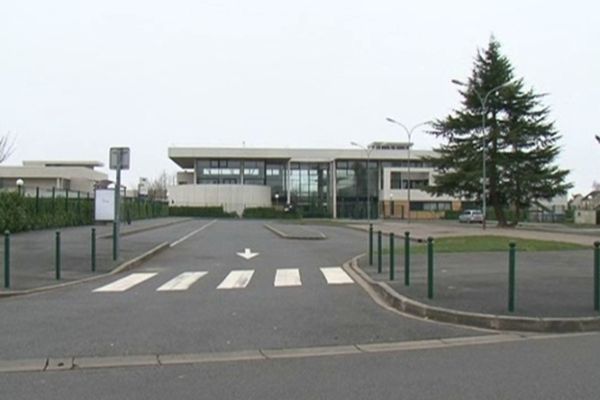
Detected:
[110,147,130,261]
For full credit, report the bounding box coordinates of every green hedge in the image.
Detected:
[169,206,237,218]
[123,198,169,221]
[242,207,300,219]
[0,191,168,233]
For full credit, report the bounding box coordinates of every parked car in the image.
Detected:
[458,209,484,223]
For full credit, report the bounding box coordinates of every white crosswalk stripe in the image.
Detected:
[156,272,207,291]
[274,268,302,287]
[217,270,255,289]
[93,267,354,293]
[93,273,158,292]
[320,267,354,284]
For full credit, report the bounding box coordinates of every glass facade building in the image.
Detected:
[169,143,461,219]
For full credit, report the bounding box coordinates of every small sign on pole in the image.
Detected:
[109,147,130,261]
[110,147,130,170]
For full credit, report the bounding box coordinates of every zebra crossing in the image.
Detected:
[93,267,354,293]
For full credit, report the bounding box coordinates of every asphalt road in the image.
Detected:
[3,219,600,399]
[0,220,481,361]
[1,332,599,400]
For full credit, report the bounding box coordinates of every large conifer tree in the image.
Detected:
[425,38,571,226]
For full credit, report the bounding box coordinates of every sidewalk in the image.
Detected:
[0,217,195,293]
[340,219,600,331]
[359,250,598,319]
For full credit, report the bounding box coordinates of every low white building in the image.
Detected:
[0,160,108,195]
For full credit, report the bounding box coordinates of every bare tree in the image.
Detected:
[592,181,600,192]
[147,170,173,201]
[0,133,15,164]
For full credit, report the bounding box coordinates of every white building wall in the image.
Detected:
[380,167,456,202]
[574,210,597,225]
[167,184,272,216]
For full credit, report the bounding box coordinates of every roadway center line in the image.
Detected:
[170,219,217,248]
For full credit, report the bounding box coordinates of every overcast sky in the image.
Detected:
[1,0,598,194]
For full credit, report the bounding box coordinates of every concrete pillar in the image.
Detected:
[286,160,291,205]
[331,160,337,219]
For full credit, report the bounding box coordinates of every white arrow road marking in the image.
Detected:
[217,270,255,289]
[274,269,302,287]
[93,273,158,292]
[320,267,354,285]
[236,248,260,260]
[156,272,207,291]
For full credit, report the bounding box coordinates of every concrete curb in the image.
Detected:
[2,332,597,373]
[347,256,600,333]
[0,242,170,299]
[98,218,193,239]
[263,224,327,240]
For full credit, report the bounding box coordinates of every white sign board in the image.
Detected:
[109,147,130,170]
[95,189,115,221]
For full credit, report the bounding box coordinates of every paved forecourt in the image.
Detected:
[0,220,483,361]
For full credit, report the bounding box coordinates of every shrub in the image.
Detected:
[242,207,299,219]
[169,206,236,218]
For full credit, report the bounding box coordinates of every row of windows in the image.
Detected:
[409,202,452,211]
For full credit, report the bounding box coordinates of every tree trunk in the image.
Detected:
[511,204,521,227]
[488,133,507,227]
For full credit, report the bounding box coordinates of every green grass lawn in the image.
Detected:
[380,235,590,254]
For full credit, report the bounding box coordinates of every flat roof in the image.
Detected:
[23,160,104,168]
[168,146,435,169]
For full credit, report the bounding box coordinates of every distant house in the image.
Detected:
[0,160,108,195]
[528,195,569,222]
[571,191,600,225]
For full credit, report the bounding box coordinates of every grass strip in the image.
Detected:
[380,235,589,254]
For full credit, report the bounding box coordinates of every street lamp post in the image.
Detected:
[451,79,513,230]
[385,119,430,224]
[16,179,24,196]
[350,142,374,223]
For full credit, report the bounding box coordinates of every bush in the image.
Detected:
[443,210,462,220]
[242,207,299,219]
[169,206,236,218]
[0,191,168,234]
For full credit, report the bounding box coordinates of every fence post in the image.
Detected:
[427,237,434,299]
[509,242,516,312]
[377,231,382,274]
[369,224,373,266]
[389,233,395,281]
[4,231,10,289]
[55,231,61,280]
[112,223,118,261]
[404,231,410,286]
[91,228,96,272]
[65,189,69,212]
[35,187,40,214]
[77,191,81,223]
[594,241,599,312]
[52,187,56,213]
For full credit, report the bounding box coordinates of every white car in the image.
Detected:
[458,209,484,223]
